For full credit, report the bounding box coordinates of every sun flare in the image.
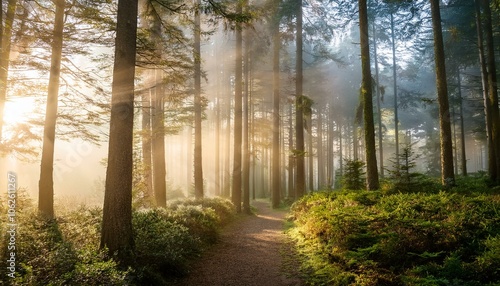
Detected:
[3,97,36,126]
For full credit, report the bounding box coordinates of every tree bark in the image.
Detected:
[272,18,281,208]
[295,0,305,197]
[232,1,243,212]
[224,71,231,198]
[317,111,324,188]
[482,0,500,182]
[475,0,495,181]
[390,12,399,169]
[242,10,251,213]
[152,70,166,206]
[430,0,455,187]
[194,0,204,199]
[100,0,138,261]
[359,0,379,190]
[373,23,384,177]
[142,89,153,202]
[339,122,343,177]
[215,97,221,196]
[308,119,314,191]
[288,103,295,199]
[38,0,65,219]
[453,67,467,176]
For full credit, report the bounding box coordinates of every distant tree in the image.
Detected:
[372,23,384,178]
[140,88,153,201]
[232,0,243,213]
[0,0,17,140]
[38,0,65,219]
[151,71,166,207]
[295,0,305,197]
[430,0,455,187]
[137,0,196,205]
[359,0,379,190]
[242,0,251,214]
[272,2,281,208]
[100,0,138,262]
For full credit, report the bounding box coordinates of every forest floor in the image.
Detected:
[173,199,305,286]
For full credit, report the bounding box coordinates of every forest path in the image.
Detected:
[173,199,304,286]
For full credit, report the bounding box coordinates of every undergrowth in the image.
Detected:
[0,196,235,285]
[288,178,500,286]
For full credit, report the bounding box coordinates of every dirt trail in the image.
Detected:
[174,200,304,286]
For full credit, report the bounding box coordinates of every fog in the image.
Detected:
[0,0,492,208]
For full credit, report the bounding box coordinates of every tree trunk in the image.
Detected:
[373,23,384,178]
[317,111,324,188]
[0,0,17,139]
[100,0,138,262]
[250,76,256,200]
[327,105,334,186]
[339,122,343,177]
[272,19,281,208]
[457,68,467,176]
[242,12,251,213]
[359,0,379,190]
[430,0,455,187]
[152,70,166,206]
[215,98,221,196]
[281,120,287,197]
[224,76,231,198]
[475,0,495,181]
[193,0,203,199]
[288,103,295,199]
[295,0,305,197]
[353,122,358,160]
[38,0,65,219]
[452,104,458,175]
[482,0,500,182]
[308,120,314,192]
[390,12,399,168]
[232,1,243,212]
[142,89,153,202]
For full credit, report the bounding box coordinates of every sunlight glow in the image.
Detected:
[3,97,36,125]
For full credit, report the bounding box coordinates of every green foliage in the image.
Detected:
[169,197,236,225]
[288,187,500,285]
[385,144,441,194]
[0,206,129,285]
[340,159,366,190]
[296,95,314,117]
[132,209,200,280]
[387,144,418,192]
[0,196,235,285]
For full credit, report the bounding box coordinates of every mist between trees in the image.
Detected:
[0,0,499,266]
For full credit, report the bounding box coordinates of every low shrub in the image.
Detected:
[0,207,129,285]
[0,196,236,285]
[288,188,500,285]
[132,209,200,283]
[169,197,236,226]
